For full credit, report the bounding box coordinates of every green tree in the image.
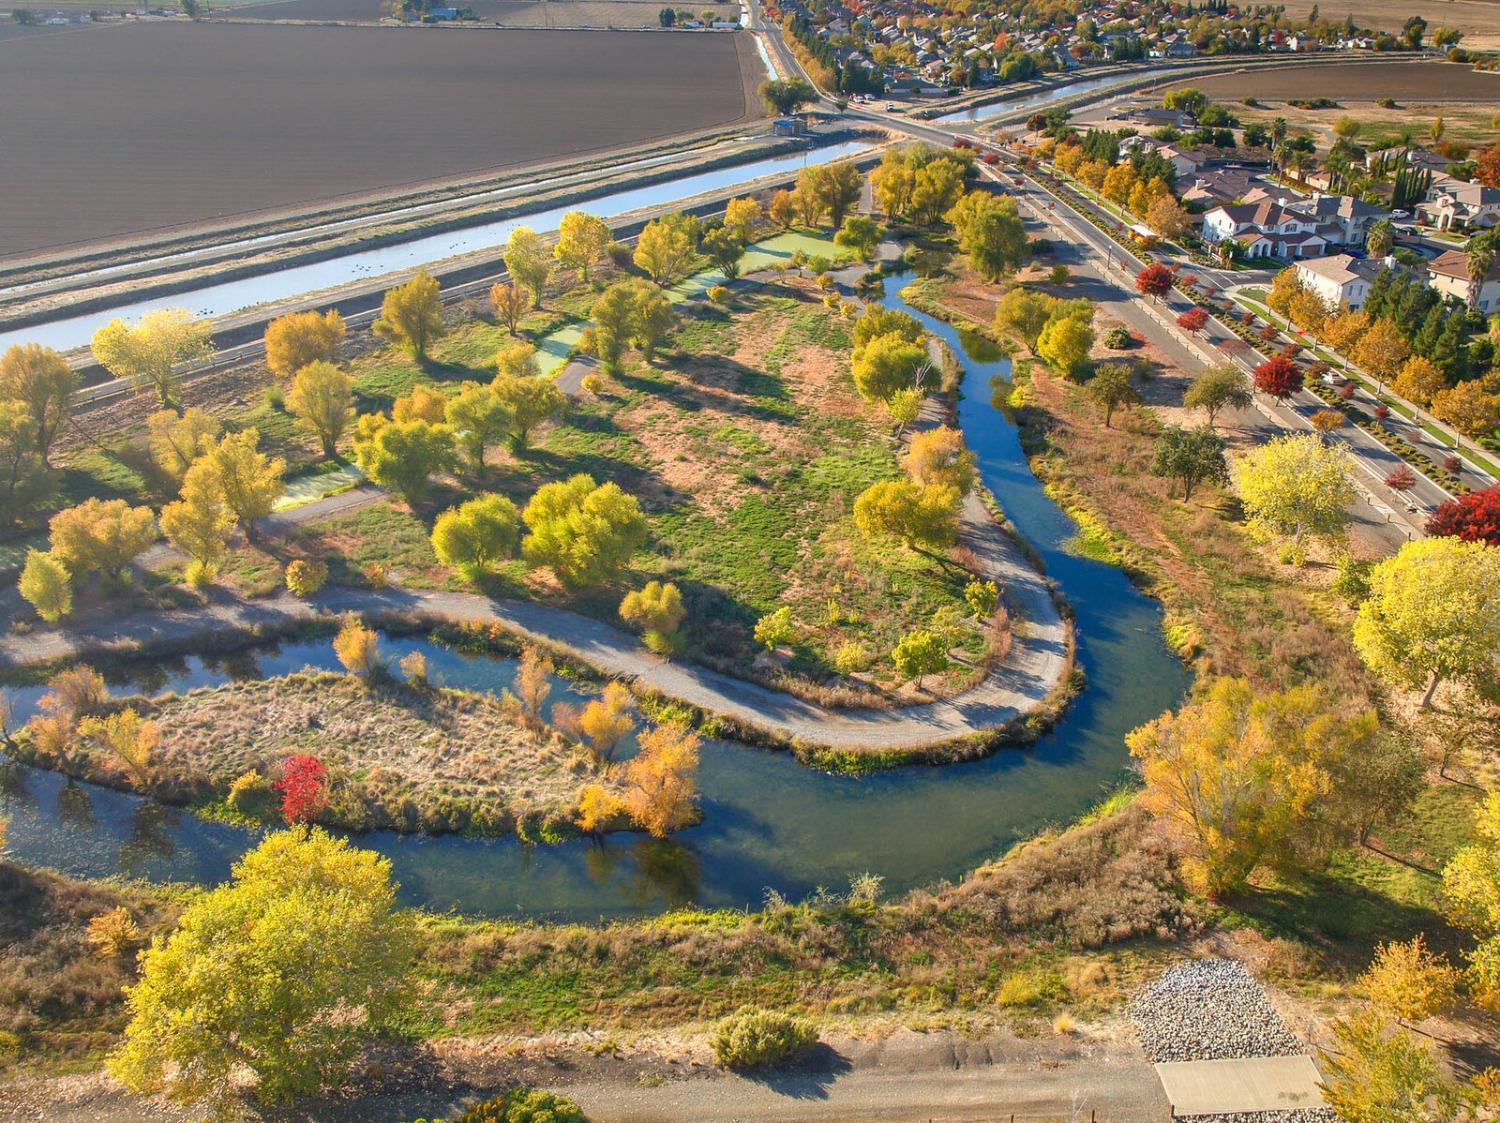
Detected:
[891,629,949,691]
[90,308,211,408]
[1086,363,1140,427]
[49,498,156,583]
[1233,434,1353,556]
[909,158,966,225]
[263,309,345,379]
[352,416,456,502]
[1353,536,1500,707]
[853,305,923,352]
[1367,219,1395,258]
[521,473,647,587]
[619,580,687,654]
[758,77,816,114]
[431,494,521,581]
[1151,425,1229,500]
[1183,363,1252,428]
[853,480,960,551]
[1317,1010,1462,1123]
[186,428,286,544]
[286,360,352,459]
[0,343,77,466]
[946,191,1027,281]
[504,226,551,307]
[701,226,746,280]
[994,289,1057,348]
[109,828,414,1118]
[590,279,677,372]
[372,271,444,361]
[834,214,884,260]
[554,211,611,282]
[445,382,511,472]
[491,372,566,453]
[18,549,72,622]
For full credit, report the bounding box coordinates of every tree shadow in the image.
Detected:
[737,1043,854,1100]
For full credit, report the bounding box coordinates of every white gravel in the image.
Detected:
[1130,959,1304,1064]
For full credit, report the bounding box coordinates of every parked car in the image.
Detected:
[885,101,898,112]
[1391,209,1410,218]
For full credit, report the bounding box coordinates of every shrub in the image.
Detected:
[453,1088,589,1123]
[284,559,327,598]
[363,561,389,589]
[263,385,285,412]
[832,640,871,676]
[753,606,795,651]
[399,650,429,686]
[710,1006,816,1068]
[18,549,72,622]
[580,373,604,395]
[707,284,730,305]
[87,907,141,959]
[605,240,633,267]
[964,579,1000,618]
[1331,554,1372,604]
[333,615,379,676]
[226,770,276,818]
[1104,326,1133,349]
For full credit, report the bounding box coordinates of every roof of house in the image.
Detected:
[1428,247,1500,285]
[1295,253,1383,286]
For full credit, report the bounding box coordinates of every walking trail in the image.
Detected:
[0,249,1069,755]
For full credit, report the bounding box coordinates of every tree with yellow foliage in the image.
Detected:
[0,343,77,466]
[1233,434,1353,558]
[392,384,447,425]
[634,212,698,284]
[91,308,212,408]
[1351,319,1411,385]
[160,468,235,587]
[183,429,285,544]
[1392,355,1447,407]
[903,424,975,493]
[286,361,352,458]
[1444,791,1500,1003]
[619,580,686,654]
[722,196,761,242]
[1101,161,1138,205]
[18,549,72,622]
[1126,677,1377,896]
[78,708,160,788]
[768,189,797,231]
[503,226,551,307]
[489,280,530,337]
[622,721,700,837]
[263,309,345,379]
[1360,936,1459,1024]
[146,407,219,482]
[1432,379,1500,439]
[553,211,611,282]
[1353,536,1500,707]
[49,498,156,584]
[579,681,634,763]
[372,271,444,361]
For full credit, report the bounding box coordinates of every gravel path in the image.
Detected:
[1131,960,1304,1064]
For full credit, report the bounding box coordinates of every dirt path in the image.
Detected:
[0,1027,1171,1123]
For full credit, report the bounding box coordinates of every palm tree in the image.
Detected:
[1466,232,1496,309]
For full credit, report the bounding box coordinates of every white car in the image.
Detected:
[1391,209,1410,218]
[885,101,898,112]
[1321,371,1349,387]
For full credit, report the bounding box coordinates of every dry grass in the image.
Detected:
[0,863,178,1067]
[19,673,619,836]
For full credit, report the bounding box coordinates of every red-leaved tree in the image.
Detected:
[1384,464,1416,492]
[1176,307,1208,333]
[1427,485,1500,545]
[276,754,328,824]
[1253,354,1303,400]
[1136,263,1174,301]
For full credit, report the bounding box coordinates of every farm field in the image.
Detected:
[225,0,740,26]
[1282,0,1500,50]
[1174,58,1500,101]
[0,22,759,259]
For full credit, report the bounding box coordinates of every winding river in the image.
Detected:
[0,272,1189,921]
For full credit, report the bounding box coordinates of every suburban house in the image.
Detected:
[1417,178,1500,232]
[1200,193,1387,259]
[1426,248,1500,311]
[1293,253,1390,311]
[1118,135,1206,179]
[1179,165,1261,207]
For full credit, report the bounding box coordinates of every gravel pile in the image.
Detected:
[1131,959,1304,1063]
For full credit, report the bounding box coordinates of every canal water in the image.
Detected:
[0,271,1189,920]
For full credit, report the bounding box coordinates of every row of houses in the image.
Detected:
[1294,248,1500,314]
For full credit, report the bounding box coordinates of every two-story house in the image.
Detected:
[1293,253,1390,310]
[1417,178,1500,232]
[1427,248,1500,311]
[1200,201,1328,259]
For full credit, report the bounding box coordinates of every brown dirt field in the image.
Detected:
[227,0,740,26]
[0,22,758,258]
[1174,58,1500,101]
[1282,0,1500,51]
